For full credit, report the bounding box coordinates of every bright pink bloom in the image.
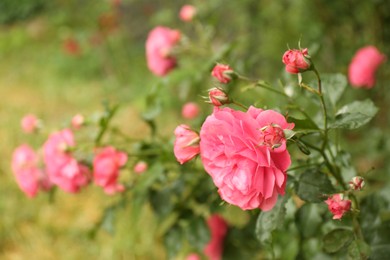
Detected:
[182,102,200,119]
[71,114,84,129]
[211,64,233,84]
[199,106,294,211]
[173,124,200,164]
[186,253,200,260]
[11,144,51,197]
[179,5,197,22]
[43,129,89,193]
[146,26,181,76]
[134,161,148,174]
[325,194,351,220]
[208,88,229,106]
[21,114,39,133]
[204,214,228,260]
[282,48,311,74]
[93,146,128,195]
[348,46,386,88]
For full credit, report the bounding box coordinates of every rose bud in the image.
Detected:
[211,64,234,84]
[282,48,311,74]
[325,193,351,220]
[349,176,365,191]
[208,88,230,106]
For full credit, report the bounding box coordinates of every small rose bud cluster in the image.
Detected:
[349,176,365,191]
[325,193,351,220]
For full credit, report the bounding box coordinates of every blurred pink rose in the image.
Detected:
[211,64,233,84]
[63,37,81,56]
[133,161,148,174]
[200,106,294,211]
[173,124,200,164]
[43,129,89,193]
[146,26,181,76]
[71,114,84,129]
[186,253,201,260]
[282,48,311,74]
[348,46,386,88]
[325,193,351,220]
[182,102,200,119]
[204,214,228,260]
[11,144,51,197]
[93,146,128,195]
[179,5,197,22]
[208,88,229,107]
[21,114,39,133]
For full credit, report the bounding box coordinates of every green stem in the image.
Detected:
[231,100,248,110]
[313,68,328,152]
[236,74,289,98]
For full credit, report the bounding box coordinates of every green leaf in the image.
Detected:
[370,245,390,260]
[323,228,354,253]
[184,216,210,252]
[296,169,335,203]
[164,225,184,259]
[321,73,348,107]
[348,239,370,260]
[255,195,288,246]
[289,116,319,131]
[330,99,378,129]
[295,203,323,238]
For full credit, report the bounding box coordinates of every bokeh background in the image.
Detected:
[1,0,389,259]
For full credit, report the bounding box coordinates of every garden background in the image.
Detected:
[0,0,389,259]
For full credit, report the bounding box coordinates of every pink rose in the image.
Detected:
[21,114,39,133]
[179,5,197,22]
[204,214,228,260]
[173,124,200,164]
[182,102,200,119]
[208,88,230,107]
[199,106,294,211]
[211,64,233,84]
[11,144,51,197]
[348,46,386,88]
[282,48,311,74]
[133,161,148,174]
[71,114,84,129]
[325,194,351,220]
[186,253,201,260]
[93,146,128,195]
[43,129,89,193]
[146,26,181,76]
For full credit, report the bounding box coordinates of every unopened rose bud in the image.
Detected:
[21,114,40,134]
[282,48,311,74]
[134,161,148,174]
[179,5,197,22]
[349,176,365,191]
[71,114,84,129]
[173,124,200,164]
[211,64,234,84]
[208,88,230,106]
[182,102,200,119]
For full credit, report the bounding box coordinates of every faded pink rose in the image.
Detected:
[186,253,201,260]
[146,26,181,76]
[11,144,51,197]
[93,146,128,195]
[133,161,148,174]
[211,64,233,84]
[348,46,386,88]
[208,88,229,106]
[182,102,200,119]
[173,124,200,164]
[325,194,351,220]
[21,114,39,133]
[282,48,311,74]
[200,106,294,211]
[179,5,197,22]
[204,214,228,260]
[71,114,84,129]
[43,129,89,193]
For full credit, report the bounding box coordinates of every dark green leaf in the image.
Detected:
[348,239,370,260]
[289,116,319,131]
[321,73,347,107]
[330,99,378,129]
[295,203,323,238]
[184,217,210,252]
[370,245,390,260]
[296,169,335,203]
[295,139,311,155]
[255,195,288,246]
[164,225,184,259]
[323,228,353,253]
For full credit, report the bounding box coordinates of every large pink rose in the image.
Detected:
[43,129,89,193]
[173,124,200,164]
[146,26,181,76]
[204,214,228,260]
[93,146,128,195]
[282,48,311,74]
[11,144,51,197]
[199,106,294,211]
[348,46,386,89]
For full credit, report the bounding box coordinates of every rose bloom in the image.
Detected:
[200,106,294,211]
[21,114,39,133]
[133,161,148,174]
[93,146,128,195]
[179,5,197,22]
[348,46,386,89]
[146,26,181,76]
[208,88,229,107]
[182,102,200,119]
[325,193,351,220]
[211,64,233,84]
[204,214,228,260]
[173,124,200,164]
[282,48,311,74]
[11,144,51,197]
[43,129,89,193]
